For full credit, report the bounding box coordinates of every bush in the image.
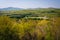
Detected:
[0,16,20,40]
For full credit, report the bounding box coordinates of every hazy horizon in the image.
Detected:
[0,0,60,9]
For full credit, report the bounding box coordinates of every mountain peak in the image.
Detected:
[7,7,15,8]
[0,7,23,11]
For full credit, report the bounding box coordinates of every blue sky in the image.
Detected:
[0,0,60,8]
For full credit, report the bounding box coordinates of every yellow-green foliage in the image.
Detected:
[0,16,20,40]
[0,16,60,40]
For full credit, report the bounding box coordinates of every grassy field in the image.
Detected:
[0,8,60,40]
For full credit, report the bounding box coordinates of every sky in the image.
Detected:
[0,0,60,8]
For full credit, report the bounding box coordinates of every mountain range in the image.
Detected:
[0,7,23,11]
[0,7,59,11]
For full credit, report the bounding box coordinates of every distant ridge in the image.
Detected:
[0,7,23,11]
[0,7,60,11]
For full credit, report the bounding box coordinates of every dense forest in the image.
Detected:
[0,8,60,40]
